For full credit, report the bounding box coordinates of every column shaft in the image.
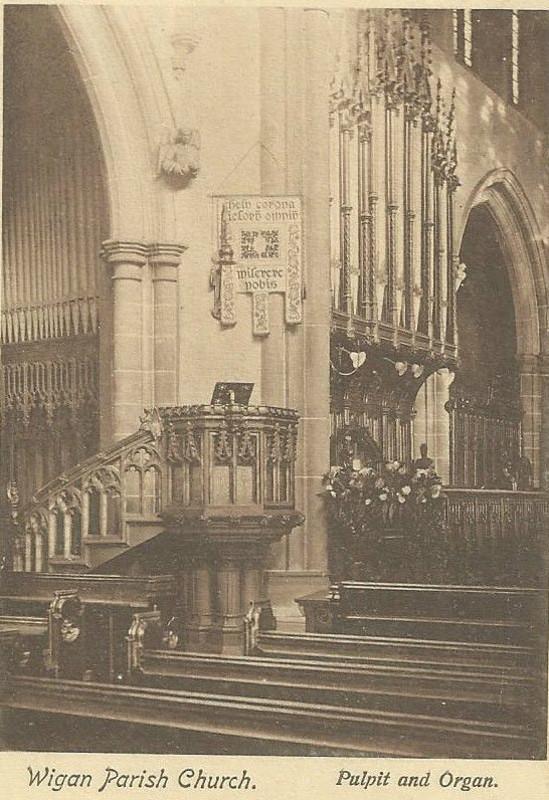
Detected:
[101,242,148,440]
[297,9,332,575]
[150,244,186,407]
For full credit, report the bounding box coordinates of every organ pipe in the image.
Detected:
[410,119,423,332]
[2,76,106,345]
[374,94,387,324]
[357,122,369,319]
[438,181,448,346]
[393,107,404,333]
[329,11,459,355]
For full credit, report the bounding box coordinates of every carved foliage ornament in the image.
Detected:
[268,425,297,464]
[167,421,202,465]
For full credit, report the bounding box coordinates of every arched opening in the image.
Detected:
[449,204,522,487]
[411,168,546,491]
[1,6,109,504]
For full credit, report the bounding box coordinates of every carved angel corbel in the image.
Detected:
[158,127,200,187]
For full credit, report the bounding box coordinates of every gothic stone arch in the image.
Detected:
[459,169,549,482]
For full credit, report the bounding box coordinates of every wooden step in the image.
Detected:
[257,631,537,669]
[141,650,535,694]
[5,675,540,759]
[138,650,536,724]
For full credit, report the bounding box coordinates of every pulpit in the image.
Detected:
[159,401,304,654]
[9,396,304,657]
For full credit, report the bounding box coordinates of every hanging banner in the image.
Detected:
[211,195,303,336]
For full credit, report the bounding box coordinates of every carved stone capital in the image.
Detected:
[149,243,187,279]
[101,241,148,281]
[100,240,148,266]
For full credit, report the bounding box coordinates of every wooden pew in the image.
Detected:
[330,582,546,646]
[0,572,176,611]
[0,572,178,681]
[0,592,84,678]
[0,614,48,675]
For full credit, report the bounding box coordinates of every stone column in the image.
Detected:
[101,241,148,440]
[520,353,542,486]
[297,8,331,576]
[540,354,549,486]
[242,545,277,631]
[149,244,186,407]
[265,8,332,622]
[216,554,244,655]
[182,563,218,653]
[258,8,291,575]
[259,8,287,409]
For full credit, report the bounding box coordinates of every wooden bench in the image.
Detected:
[0,572,179,682]
[317,582,547,646]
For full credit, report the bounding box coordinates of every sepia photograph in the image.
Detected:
[0,3,548,765]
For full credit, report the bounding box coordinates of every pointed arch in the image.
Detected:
[52,5,179,242]
[458,169,549,483]
[458,169,548,357]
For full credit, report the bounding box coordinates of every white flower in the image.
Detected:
[379,493,388,501]
[397,494,406,504]
[365,498,372,506]
[401,485,411,495]
[360,466,375,476]
[421,497,427,504]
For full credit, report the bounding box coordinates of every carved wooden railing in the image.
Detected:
[442,489,549,586]
[328,488,548,587]
[11,422,164,572]
[10,403,299,573]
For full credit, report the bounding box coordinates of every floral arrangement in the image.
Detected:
[322,460,444,541]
